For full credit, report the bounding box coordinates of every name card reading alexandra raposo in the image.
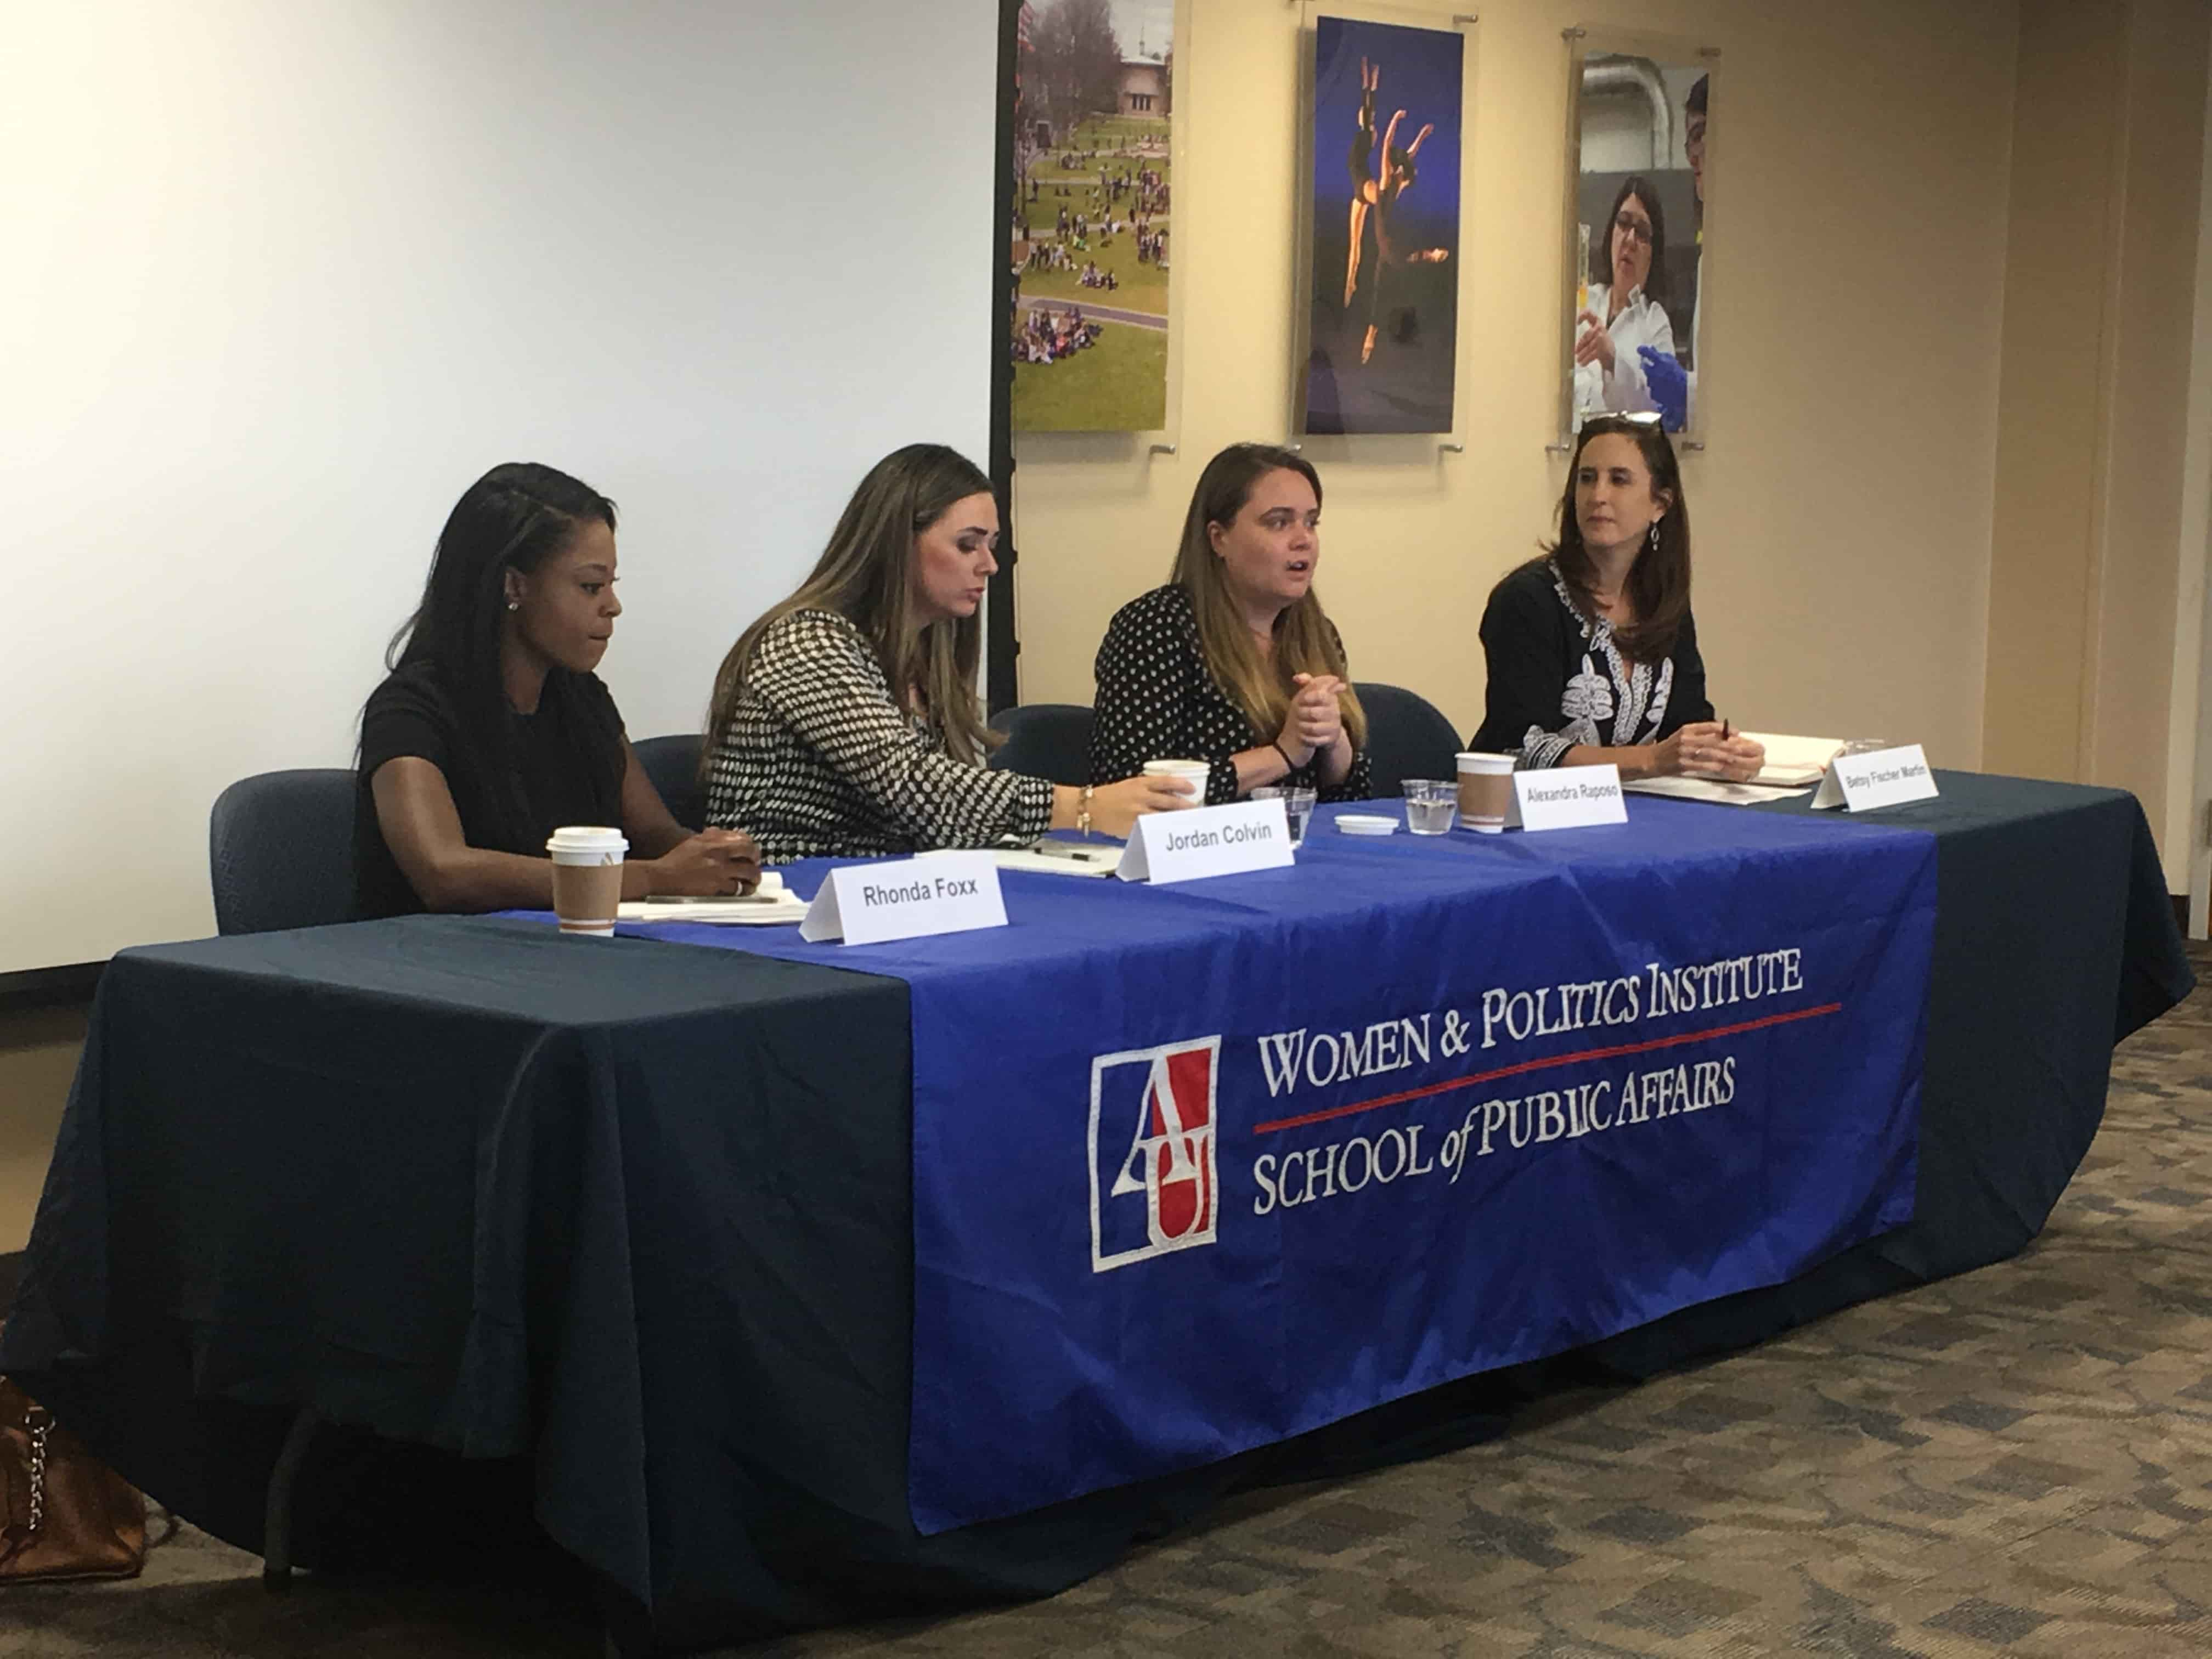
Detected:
[799,851,1008,945]
[1116,798,1294,884]
[1812,744,1938,812]
[1511,764,1628,832]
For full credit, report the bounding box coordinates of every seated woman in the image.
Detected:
[356,462,761,919]
[1088,443,1372,805]
[1469,415,1764,780]
[702,444,1189,861]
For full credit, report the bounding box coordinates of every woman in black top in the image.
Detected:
[1469,416,1764,780]
[357,462,760,918]
[1090,443,1372,805]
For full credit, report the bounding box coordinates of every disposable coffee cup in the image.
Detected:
[547,826,628,936]
[1143,758,1210,803]
[1455,753,1515,835]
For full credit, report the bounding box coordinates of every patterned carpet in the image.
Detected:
[7,953,2212,1657]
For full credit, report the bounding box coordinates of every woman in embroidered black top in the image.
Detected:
[1469,416,1764,781]
[703,444,1190,862]
[1089,443,1372,805]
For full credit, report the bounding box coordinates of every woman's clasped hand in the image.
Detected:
[1654,721,1765,783]
[1280,672,1348,765]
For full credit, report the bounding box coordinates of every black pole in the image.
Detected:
[986,0,1022,714]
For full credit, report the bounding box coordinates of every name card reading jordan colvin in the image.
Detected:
[1811,744,1939,812]
[1116,798,1294,884]
[799,851,1008,945]
[1511,764,1628,832]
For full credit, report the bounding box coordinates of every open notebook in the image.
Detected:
[1739,732,1847,789]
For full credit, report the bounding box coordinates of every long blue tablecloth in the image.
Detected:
[609,797,1937,1532]
[7,772,2186,1646]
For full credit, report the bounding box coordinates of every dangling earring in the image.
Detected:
[1647,521,1661,552]
[506,600,520,612]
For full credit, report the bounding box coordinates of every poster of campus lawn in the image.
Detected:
[1011,0,1174,432]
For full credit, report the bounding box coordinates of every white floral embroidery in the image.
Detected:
[1561,662,1613,724]
[1541,560,1665,753]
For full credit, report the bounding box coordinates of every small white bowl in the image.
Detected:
[1336,814,1398,836]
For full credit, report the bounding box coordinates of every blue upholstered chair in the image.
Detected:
[988,704,1096,786]
[634,732,707,831]
[1353,682,1463,801]
[207,769,359,935]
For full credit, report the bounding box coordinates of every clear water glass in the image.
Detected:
[1251,785,1317,848]
[1403,780,1457,836]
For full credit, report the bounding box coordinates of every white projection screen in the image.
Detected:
[3,1,998,974]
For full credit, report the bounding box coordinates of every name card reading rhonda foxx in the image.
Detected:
[856,873,985,907]
[1244,947,1814,1213]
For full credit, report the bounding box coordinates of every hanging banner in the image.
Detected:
[1565,41,1715,438]
[1301,14,1466,436]
[1009,0,1175,432]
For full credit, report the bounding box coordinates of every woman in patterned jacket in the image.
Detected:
[1088,443,1371,807]
[1467,415,1763,781]
[703,444,1190,863]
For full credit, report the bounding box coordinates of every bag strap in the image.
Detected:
[0,1405,48,1570]
[22,1407,48,1538]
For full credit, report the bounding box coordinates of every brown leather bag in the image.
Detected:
[1,1370,146,1583]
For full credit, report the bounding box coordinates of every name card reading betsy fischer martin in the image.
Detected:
[1812,744,1939,812]
[800,851,1008,945]
[1117,798,1295,884]
[1511,765,1628,832]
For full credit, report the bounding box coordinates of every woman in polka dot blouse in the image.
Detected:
[1088,443,1372,806]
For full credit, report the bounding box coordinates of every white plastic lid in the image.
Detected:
[546,826,628,855]
[1455,752,1515,773]
[1336,814,1398,836]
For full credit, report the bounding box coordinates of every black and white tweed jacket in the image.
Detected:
[704,608,1052,866]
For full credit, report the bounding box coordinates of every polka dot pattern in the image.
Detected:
[1086,584,1372,805]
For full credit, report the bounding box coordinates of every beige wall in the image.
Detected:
[2102,1,2210,879]
[1982,1,2123,786]
[1014,0,2022,770]
[1984,0,2211,884]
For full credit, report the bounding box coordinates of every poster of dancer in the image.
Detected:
[1009,0,1175,433]
[1301,15,1463,436]
[1565,49,1711,436]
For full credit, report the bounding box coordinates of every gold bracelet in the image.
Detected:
[1076,783,1093,838]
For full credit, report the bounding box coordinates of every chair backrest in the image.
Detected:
[208,769,360,935]
[1354,682,1464,800]
[634,733,707,831]
[988,704,1096,786]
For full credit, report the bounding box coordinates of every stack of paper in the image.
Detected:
[1622,776,1813,806]
[620,893,812,926]
[1739,732,1846,788]
[924,845,1120,878]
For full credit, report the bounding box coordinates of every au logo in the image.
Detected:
[1088,1037,1220,1272]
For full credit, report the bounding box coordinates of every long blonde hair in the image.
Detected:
[1170,444,1367,749]
[706,444,998,768]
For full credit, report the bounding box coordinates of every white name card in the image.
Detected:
[799,851,1008,945]
[1812,744,1939,812]
[1116,798,1294,884]
[1513,764,1628,832]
